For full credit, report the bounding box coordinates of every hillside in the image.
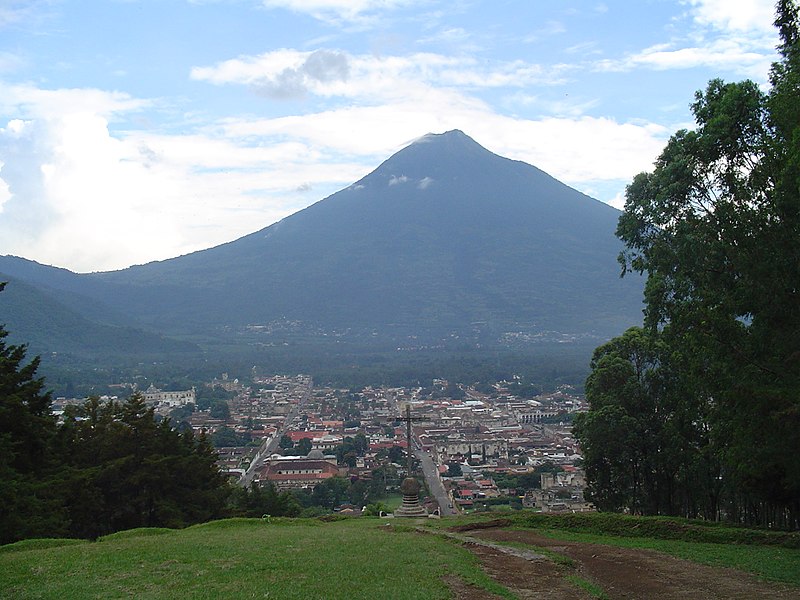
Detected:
[1,514,797,599]
[0,131,644,363]
[0,274,199,359]
[92,130,643,336]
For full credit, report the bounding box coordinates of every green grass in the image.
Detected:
[4,512,798,599]
[565,575,609,599]
[377,493,404,511]
[0,517,514,600]
[0,538,89,554]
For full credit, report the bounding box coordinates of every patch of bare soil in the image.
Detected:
[468,528,798,600]
[460,542,593,600]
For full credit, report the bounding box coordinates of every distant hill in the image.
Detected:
[0,274,198,359]
[0,130,643,359]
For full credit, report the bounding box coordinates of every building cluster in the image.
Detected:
[185,375,593,514]
[55,372,593,514]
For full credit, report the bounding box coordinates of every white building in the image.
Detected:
[142,385,196,408]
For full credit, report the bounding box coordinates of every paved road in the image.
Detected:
[386,393,457,516]
[416,447,457,516]
[239,378,312,487]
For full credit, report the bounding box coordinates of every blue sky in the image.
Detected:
[0,0,781,272]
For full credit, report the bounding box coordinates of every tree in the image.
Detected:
[353,432,368,455]
[0,283,235,542]
[574,328,712,515]
[209,399,231,420]
[588,3,800,528]
[311,476,350,509]
[0,283,64,543]
[59,395,230,538]
[387,445,405,464]
[212,425,242,447]
[228,482,301,517]
[295,437,312,456]
[446,463,463,477]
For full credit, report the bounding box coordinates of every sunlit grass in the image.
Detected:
[0,518,513,600]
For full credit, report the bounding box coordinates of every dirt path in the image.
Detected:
[446,524,798,599]
[431,526,592,599]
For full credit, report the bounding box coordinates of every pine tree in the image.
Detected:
[0,282,64,543]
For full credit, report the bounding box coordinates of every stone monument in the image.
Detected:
[393,404,428,518]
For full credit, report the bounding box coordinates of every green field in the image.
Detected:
[0,517,511,600]
[2,513,799,599]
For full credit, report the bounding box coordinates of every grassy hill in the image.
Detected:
[2,513,799,599]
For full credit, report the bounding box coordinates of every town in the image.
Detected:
[54,371,593,516]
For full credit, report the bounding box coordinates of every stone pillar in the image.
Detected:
[394,477,428,518]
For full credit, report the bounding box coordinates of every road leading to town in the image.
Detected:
[415,447,456,516]
[239,378,312,487]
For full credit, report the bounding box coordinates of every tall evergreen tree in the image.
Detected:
[0,282,67,543]
[59,395,231,538]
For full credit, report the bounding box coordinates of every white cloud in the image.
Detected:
[686,0,776,34]
[192,49,568,103]
[596,0,778,80]
[596,39,775,79]
[418,176,433,189]
[193,49,351,99]
[260,0,419,24]
[0,72,668,273]
[0,84,365,272]
[0,82,150,119]
[605,191,626,211]
[199,44,669,187]
[217,94,667,190]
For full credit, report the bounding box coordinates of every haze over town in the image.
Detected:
[0,0,780,272]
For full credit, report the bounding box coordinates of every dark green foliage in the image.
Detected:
[208,399,231,420]
[1,281,232,543]
[578,3,800,529]
[574,328,721,517]
[227,482,301,518]
[195,385,234,411]
[212,425,251,448]
[57,395,230,538]
[490,463,561,492]
[0,283,64,543]
[446,463,463,477]
[289,476,353,511]
[387,445,405,464]
[368,464,400,498]
[296,437,313,455]
[334,433,368,466]
[510,512,800,549]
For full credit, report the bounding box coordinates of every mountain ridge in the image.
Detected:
[1,130,643,357]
